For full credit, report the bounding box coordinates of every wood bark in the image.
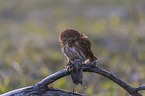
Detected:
[1,64,145,96]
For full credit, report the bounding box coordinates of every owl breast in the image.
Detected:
[62,43,87,62]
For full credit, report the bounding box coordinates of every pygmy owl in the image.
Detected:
[59,28,98,65]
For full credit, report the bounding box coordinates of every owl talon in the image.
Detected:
[66,65,71,72]
[65,61,73,72]
[66,61,71,66]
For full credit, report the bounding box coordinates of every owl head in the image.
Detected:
[59,28,82,44]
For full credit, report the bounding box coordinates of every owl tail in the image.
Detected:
[87,48,99,62]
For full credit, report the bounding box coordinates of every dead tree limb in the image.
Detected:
[1,64,145,96]
[83,64,145,96]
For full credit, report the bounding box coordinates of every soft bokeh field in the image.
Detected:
[0,0,145,96]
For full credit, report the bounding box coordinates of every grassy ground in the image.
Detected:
[0,0,145,95]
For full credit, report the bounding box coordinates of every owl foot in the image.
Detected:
[65,62,72,72]
[66,65,73,72]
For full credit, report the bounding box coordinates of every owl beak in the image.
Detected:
[69,38,72,43]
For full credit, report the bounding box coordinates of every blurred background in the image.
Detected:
[0,0,145,96]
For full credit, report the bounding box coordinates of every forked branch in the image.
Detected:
[1,64,145,96]
[36,64,145,96]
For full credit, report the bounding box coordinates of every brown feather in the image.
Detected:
[59,28,98,63]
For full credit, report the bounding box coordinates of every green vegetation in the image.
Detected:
[0,0,145,95]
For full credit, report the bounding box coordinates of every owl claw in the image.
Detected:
[66,65,71,72]
[66,61,72,72]
[67,61,72,66]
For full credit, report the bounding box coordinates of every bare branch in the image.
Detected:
[82,64,144,96]
[1,64,145,96]
[135,86,145,91]
[35,64,145,96]
[35,69,69,87]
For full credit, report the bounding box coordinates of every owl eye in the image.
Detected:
[64,35,68,38]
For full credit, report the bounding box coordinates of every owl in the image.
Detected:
[59,28,98,66]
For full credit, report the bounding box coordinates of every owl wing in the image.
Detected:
[77,36,98,62]
[78,36,91,49]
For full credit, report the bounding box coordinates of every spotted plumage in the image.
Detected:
[59,28,98,63]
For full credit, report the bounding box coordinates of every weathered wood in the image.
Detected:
[1,64,145,96]
[1,85,86,96]
[83,64,145,96]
